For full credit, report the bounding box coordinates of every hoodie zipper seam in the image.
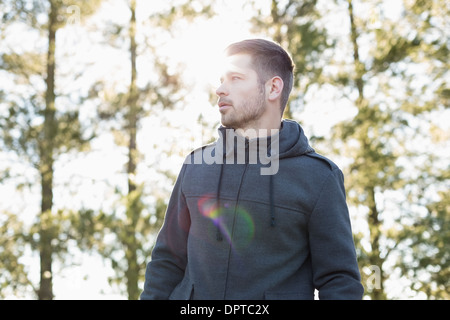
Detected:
[223,160,249,299]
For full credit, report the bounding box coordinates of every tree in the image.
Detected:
[81,0,214,299]
[329,0,449,299]
[0,0,103,299]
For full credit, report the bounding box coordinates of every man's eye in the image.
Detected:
[232,76,241,80]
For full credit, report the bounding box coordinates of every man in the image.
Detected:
[141,39,364,300]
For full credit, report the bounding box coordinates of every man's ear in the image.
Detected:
[267,76,284,102]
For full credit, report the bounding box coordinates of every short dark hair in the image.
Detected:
[225,39,295,113]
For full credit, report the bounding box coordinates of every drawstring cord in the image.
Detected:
[270,174,275,227]
[216,163,224,241]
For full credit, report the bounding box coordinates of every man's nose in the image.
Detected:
[215,82,228,97]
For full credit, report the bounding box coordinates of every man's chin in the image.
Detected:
[220,115,230,127]
[220,120,232,128]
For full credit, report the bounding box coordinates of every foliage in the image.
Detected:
[325,0,449,299]
[0,0,104,299]
[0,212,29,298]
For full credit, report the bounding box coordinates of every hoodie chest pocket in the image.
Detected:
[169,277,194,300]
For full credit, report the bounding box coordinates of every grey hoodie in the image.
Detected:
[141,119,364,300]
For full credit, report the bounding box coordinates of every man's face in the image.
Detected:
[216,54,266,129]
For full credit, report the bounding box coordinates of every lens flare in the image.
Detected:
[197,194,255,250]
[197,195,221,220]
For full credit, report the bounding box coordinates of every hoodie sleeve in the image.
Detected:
[140,164,190,300]
[308,168,364,300]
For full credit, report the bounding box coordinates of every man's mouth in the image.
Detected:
[218,100,232,111]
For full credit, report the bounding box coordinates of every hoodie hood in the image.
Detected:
[217,119,314,162]
[276,119,315,158]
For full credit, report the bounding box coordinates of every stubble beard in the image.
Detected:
[221,85,266,130]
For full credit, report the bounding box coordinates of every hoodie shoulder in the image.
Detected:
[188,141,216,155]
[279,120,340,171]
[304,152,340,171]
[183,140,218,165]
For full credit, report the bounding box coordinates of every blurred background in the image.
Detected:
[0,0,448,300]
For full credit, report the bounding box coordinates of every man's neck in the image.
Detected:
[235,120,282,139]
[235,122,281,140]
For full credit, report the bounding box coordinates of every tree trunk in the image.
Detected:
[38,0,58,300]
[367,186,385,299]
[125,0,140,300]
[347,0,385,299]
